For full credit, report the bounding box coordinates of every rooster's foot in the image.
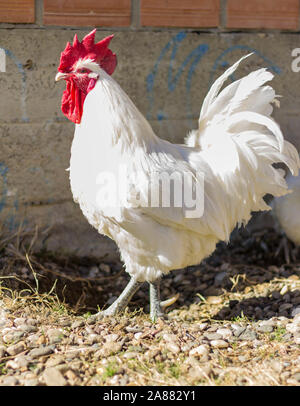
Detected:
[149,280,165,322]
[95,277,143,319]
[275,235,292,264]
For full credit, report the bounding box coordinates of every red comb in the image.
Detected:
[58,29,117,75]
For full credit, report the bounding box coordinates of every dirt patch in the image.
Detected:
[0,225,300,386]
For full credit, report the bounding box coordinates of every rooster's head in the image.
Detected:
[55,29,117,124]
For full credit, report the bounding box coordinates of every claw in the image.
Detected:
[160,293,180,309]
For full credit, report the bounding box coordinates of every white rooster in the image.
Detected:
[272,171,300,253]
[55,30,300,320]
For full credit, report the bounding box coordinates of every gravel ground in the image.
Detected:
[0,224,300,386]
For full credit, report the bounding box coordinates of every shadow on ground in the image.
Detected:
[0,224,299,319]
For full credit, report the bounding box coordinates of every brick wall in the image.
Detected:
[1,0,300,31]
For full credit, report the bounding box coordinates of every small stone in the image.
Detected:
[71,320,84,329]
[272,291,281,300]
[294,313,300,323]
[103,333,119,342]
[46,355,65,368]
[262,319,277,326]
[196,323,208,331]
[204,332,222,341]
[216,328,232,339]
[292,372,300,382]
[47,329,64,344]
[6,341,26,356]
[84,326,94,335]
[6,360,19,369]
[14,355,30,369]
[123,351,139,359]
[87,334,100,345]
[286,378,299,385]
[239,329,257,341]
[162,333,178,342]
[214,272,227,286]
[189,344,209,357]
[206,296,223,305]
[96,341,123,357]
[211,339,229,348]
[270,360,282,373]
[286,323,300,333]
[279,303,293,312]
[281,333,292,342]
[292,307,300,318]
[3,331,24,343]
[181,342,194,352]
[99,263,110,273]
[125,326,142,333]
[18,324,38,333]
[1,376,19,386]
[233,326,246,337]
[43,367,67,386]
[14,318,26,326]
[294,337,300,345]
[167,343,180,354]
[24,379,39,386]
[28,345,55,359]
[206,324,219,332]
[257,325,274,333]
[276,317,290,328]
[59,319,71,327]
[288,275,299,281]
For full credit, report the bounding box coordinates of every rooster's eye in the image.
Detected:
[78,68,89,74]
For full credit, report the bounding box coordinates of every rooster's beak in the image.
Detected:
[55,72,70,82]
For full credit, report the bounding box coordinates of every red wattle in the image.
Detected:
[61,77,97,124]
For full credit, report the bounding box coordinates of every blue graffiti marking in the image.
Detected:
[209,45,282,87]
[0,48,28,122]
[0,163,8,213]
[146,32,209,120]
[6,200,19,231]
[157,110,167,121]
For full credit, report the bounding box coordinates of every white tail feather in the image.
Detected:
[186,53,300,241]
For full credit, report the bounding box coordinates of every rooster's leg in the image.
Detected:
[149,280,164,322]
[97,277,143,317]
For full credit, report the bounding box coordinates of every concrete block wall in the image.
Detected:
[1,0,300,257]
